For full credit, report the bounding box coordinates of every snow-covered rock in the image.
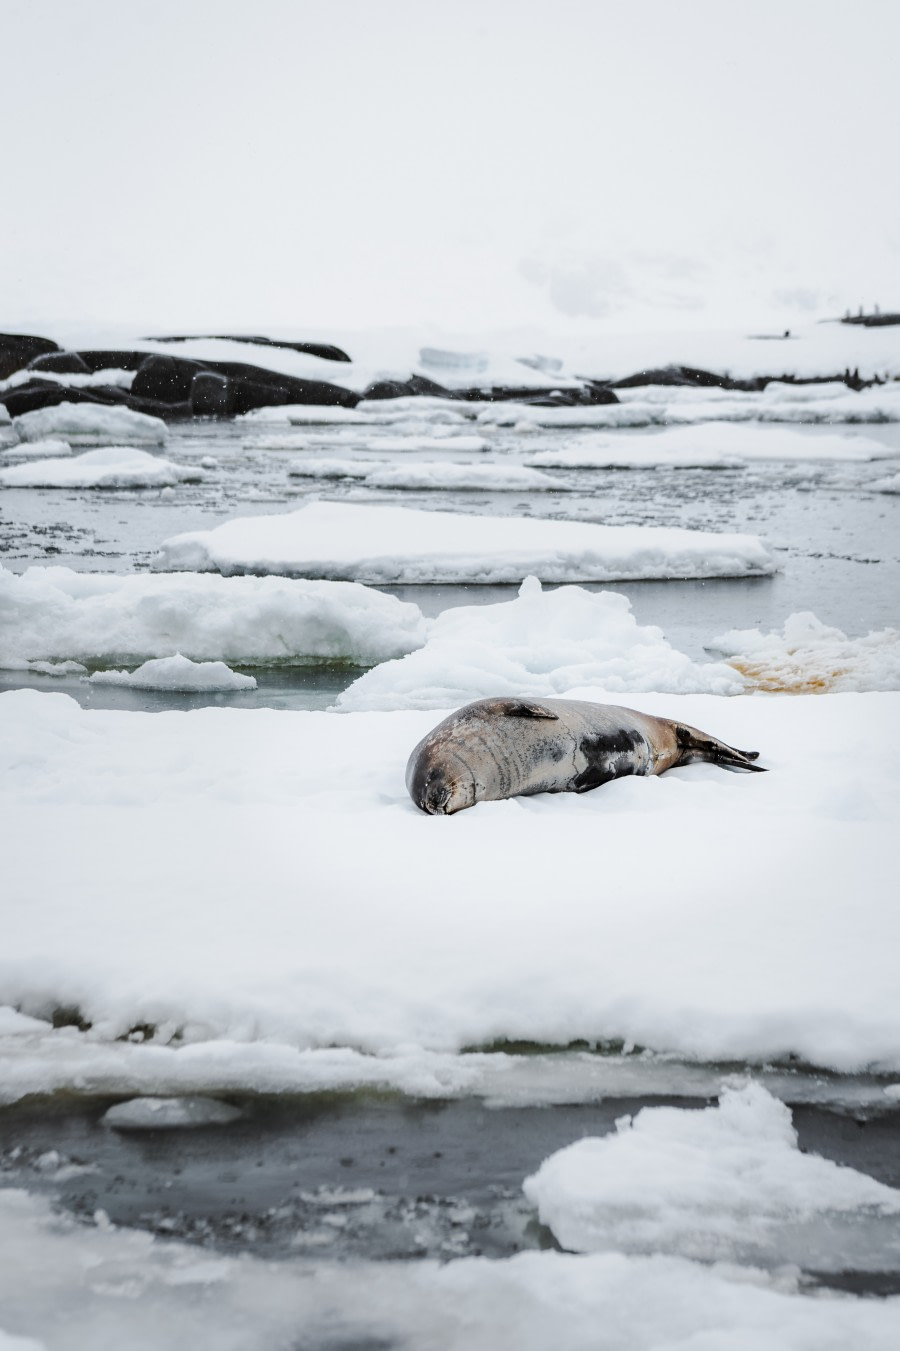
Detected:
[155,501,776,583]
[0,565,427,667]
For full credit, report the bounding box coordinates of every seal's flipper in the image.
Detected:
[675,724,766,773]
[502,701,560,720]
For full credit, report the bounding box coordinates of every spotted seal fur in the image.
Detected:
[406,697,764,815]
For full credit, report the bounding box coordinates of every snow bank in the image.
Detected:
[337,578,743,711]
[3,1190,899,1351]
[155,501,776,583]
[87,655,256,693]
[524,1082,900,1267]
[12,402,167,445]
[286,458,563,490]
[0,565,427,667]
[0,447,201,489]
[710,612,900,692]
[2,688,899,1075]
[0,438,71,461]
[527,423,897,469]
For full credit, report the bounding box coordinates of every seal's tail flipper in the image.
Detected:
[675,724,767,773]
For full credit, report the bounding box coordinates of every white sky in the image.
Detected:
[1,0,898,336]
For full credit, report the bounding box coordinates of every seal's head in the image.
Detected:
[405,743,478,815]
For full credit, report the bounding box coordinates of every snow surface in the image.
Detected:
[1,687,899,1076]
[87,655,257,693]
[12,402,167,446]
[0,438,71,461]
[0,565,427,667]
[286,458,563,490]
[337,577,744,711]
[524,1082,900,1266]
[526,423,898,469]
[0,447,201,490]
[0,367,135,392]
[710,612,900,692]
[101,1096,242,1129]
[2,1189,899,1351]
[155,501,776,583]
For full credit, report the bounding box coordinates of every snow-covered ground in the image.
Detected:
[2,686,899,1078]
[155,500,776,583]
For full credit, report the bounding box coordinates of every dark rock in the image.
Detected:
[144,335,352,362]
[126,394,193,420]
[0,333,60,380]
[133,354,359,412]
[0,383,128,418]
[28,351,91,375]
[76,350,157,373]
[363,374,455,400]
[841,313,900,327]
[131,355,203,404]
[611,364,764,393]
[190,372,233,417]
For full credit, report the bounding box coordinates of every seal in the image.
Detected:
[406,697,764,815]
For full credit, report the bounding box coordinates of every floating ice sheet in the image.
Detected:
[0,565,427,666]
[12,402,167,445]
[286,458,562,490]
[527,423,898,469]
[0,447,200,489]
[155,501,776,583]
[87,655,257,693]
[524,1082,900,1269]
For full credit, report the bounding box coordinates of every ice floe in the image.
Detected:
[2,1189,899,1351]
[710,612,900,692]
[12,402,167,445]
[87,655,257,693]
[0,565,427,667]
[524,1082,900,1268]
[0,438,71,461]
[526,423,898,469]
[101,1096,242,1129]
[1,688,899,1074]
[0,447,201,489]
[155,501,776,583]
[286,458,563,490]
[337,578,743,711]
[871,471,900,493]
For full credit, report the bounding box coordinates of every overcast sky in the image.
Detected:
[1,0,897,336]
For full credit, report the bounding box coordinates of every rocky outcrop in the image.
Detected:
[0,333,60,380]
[611,364,766,392]
[130,355,359,413]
